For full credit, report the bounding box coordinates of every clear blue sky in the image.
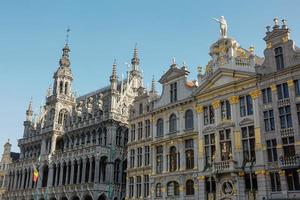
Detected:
[0,0,299,153]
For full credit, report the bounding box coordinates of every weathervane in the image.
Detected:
[66,27,71,45]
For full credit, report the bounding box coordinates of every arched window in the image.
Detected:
[92,130,96,144]
[98,128,102,145]
[86,132,91,144]
[116,128,122,146]
[169,146,177,172]
[65,82,68,95]
[186,148,194,170]
[58,109,68,125]
[186,179,195,195]
[156,183,162,197]
[114,159,120,183]
[42,165,48,187]
[100,156,107,182]
[167,181,179,196]
[59,81,63,94]
[103,128,107,146]
[185,109,194,130]
[169,114,177,133]
[156,118,164,137]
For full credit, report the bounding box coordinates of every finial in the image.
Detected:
[131,44,140,67]
[266,26,271,33]
[282,19,287,29]
[26,97,33,121]
[172,57,176,64]
[150,75,156,93]
[110,59,118,80]
[273,17,279,29]
[197,65,202,75]
[249,45,254,53]
[66,27,70,45]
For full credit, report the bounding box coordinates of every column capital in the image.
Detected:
[197,175,205,180]
[212,100,221,109]
[255,169,267,176]
[287,79,294,87]
[195,104,203,113]
[228,96,239,104]
[250,89,261,100]
[270,84,277,91]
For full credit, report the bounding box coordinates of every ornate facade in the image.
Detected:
[126,18,300,200]
[3,43,144,200]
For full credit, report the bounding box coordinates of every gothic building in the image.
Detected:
[3,42,144,200]
[126,18,300,200]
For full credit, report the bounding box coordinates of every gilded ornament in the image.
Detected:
[250,89,261,100]
[238,171,245,177]
[212,100,221,109]
[195,104,204,113]
[267,42,272,49]
[228,96,239,104]
[278,170,285,176]
[287,79,294,87]
[282,36,289,43]
[197,175,206,180]
[270,84,277,91]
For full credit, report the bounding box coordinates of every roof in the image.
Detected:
[10,152,20,161]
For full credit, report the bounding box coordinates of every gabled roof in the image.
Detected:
[159,65,189,84]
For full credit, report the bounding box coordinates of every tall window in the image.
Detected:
[114,159,120,183]
[139,103,143,115]
[130,149,135,168]
[156,183,162,197]
[295,80,300,96]
[270,172,281,191]
[129,177,134,198]
[297,104,300,126]
[167,181,179,196]
[156,118,164,137]
[144,146,150,166]
[282,136,295,157]
[279,106,292,129]
[58,109,68,125]
[130,124,136,141]
[138,122,143,140]
[169,114,177,133]
[145,119,151,138]
[219,129,232,161]
[239,95,253,117]
[221,100,231,120]
[262,87,272,104]
[267,139,278,162]
[136,176,142,198]
[264,110,275,132]
[144,175,149,197]
[204,105,215,125]
[185,139,194,169]
[244,173,258,191]
[241,126,255,162]
[186,180,195,195]
[277,83,289,100]
[286,169,300,191]
[156,146,163,174]
[170,82,178,103]
[185,109,194,129]
[169,146,178,172]
[204,133,216,166]
[275,47,284,70]
[116,129,122,146]
[137,147,142,167]
[205,177,216,193]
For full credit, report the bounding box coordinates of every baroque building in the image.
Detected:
[126,18,300,200]
[3,42,144,200]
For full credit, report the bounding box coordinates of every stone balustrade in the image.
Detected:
[279,154,300,169]
[212,160,237,173]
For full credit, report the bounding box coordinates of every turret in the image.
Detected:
[23,99,33,137]
[129,46,143,90]
[150,75,157,95]
[110,59,118,91]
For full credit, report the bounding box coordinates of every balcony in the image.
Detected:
[279,154,300,169]
[280,127,294,137]
[212,160,238,173]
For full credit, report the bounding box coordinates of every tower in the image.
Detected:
[129,46,143,91]
[23,100,33,137]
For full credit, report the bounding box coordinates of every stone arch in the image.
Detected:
[83,194,93,200]
[60,196,68,200]
[97,194,107,200]
[49,197,57,200]
[41,164,49,187]
[55,136,64,151]
[99,156,108,182]
[70,196,79,200]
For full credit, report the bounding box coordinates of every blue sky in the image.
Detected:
[0,0,299,153]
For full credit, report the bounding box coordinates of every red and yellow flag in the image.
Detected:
[33,166,39,182]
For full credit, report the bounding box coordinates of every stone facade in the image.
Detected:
[126,18,300,200]
[3,44,143,200]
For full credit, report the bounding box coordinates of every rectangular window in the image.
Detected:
[266,139,278,162]
[295,80,300,96]
[275,47,284,70]
[241,126,255,162]
[170,82,178,103]
[279,106,292,129]
[137,147,142,167]
[240,95,253,117]
[144,175,149,197]
[297,104,300,126]
[144,146,150,166]
[139,103,143,115]
[185,139,194,169]
[138,122,143,140]
[204,133,216,166]
[282,136,295,157]
[219,129,232,161]
[204,105,215,125]
[263,110,275,132]
[130,124,136,141]
[244,173,258,191]
[145,119,151,138]
[286,169,300,191]
[262,87,272,104]
[129,177,134,198]
[221,100,231,120]
[130,149,135,168]
[277,83,289,100]
[270,172,281,191]
[136,176,142,198]
[156,146,163,174]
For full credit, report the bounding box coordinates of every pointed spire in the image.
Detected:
[131,43,140,70]
[110,59,118,81]
[26,98,33,121]
[150,75,156,94]
[59,28,71,68]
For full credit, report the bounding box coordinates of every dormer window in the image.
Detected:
[275,47,284,70]
[170,82,177,103]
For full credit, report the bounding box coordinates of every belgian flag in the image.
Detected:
[33,165,39,183]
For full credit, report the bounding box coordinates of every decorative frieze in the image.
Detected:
[228,96,239,104]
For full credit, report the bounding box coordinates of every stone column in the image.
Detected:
[133,176,136,198]
[37,166,43,188]
[236,173,246,199]
[212,99,221,125]
[41,138,47,155]
[47,165,53,187]
[59,163,64,186]
[70,160,75,184]
[55,165,60,186]
[95,158,100,182]
[82,159,87,183]
[179,141,185,171]
[89,159,93,182]
[195,104,205,171]
[279,170,288,198]
[50,134,57,154]
[77,162,81,184]
[193,136,198,170]
[163,144,167,173]
[27,169,31,188]
[256,171,268,199]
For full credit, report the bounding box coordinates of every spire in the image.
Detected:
[131,44,140,70]
[150,75,156,94]
[26,98,33,121]
[170,57,177,68]
[110,59,118,81]
[59,28,71,68]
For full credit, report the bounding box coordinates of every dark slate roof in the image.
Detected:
[10,152,20,161]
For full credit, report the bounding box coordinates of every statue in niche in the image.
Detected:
[213,16,228,38]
